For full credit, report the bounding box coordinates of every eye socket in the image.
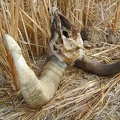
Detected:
[53,45,57,51]
[62,31,69,38]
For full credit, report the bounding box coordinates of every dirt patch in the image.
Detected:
[92,83,120,120]
[81,26,120,48]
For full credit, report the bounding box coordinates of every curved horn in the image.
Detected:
[74,54,120,76]
[49,11,120,76]
[4,34,67,108]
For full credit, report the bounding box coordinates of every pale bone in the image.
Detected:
[50,33,84,64]
[49,11,84,64]
[3,34,67,108]
[49,11,120,76]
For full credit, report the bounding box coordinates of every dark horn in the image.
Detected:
[74,54,120,76]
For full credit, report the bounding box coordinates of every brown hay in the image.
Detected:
[0,0,120,120]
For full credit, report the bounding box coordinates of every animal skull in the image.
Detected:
[49,10,120,76]
[49,11,84,64]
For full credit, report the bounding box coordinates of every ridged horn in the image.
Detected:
[4,34,67,108]
[74,54,120,76]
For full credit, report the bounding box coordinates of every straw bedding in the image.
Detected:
[0,0,120,119]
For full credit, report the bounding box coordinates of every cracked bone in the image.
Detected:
[50,11,84,64]
[49,11,120,76]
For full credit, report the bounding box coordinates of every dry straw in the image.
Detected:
[0,0,120,119]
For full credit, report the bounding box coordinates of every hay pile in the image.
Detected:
[0,0,120,119]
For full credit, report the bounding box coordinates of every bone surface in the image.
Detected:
[4,34,67,108]
[49,11,120,76]
[50,11,84,64]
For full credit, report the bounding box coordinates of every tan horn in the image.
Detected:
[4,34,67,108]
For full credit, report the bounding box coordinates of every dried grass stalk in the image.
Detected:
[0,0,120,119]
